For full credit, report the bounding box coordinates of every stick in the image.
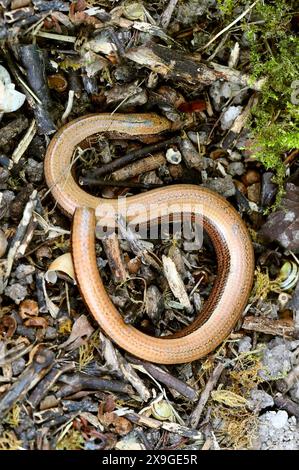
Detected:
[202,1,259,50]
[242,316,295,338]
[101,333,151,402]
[160,0,179,29]
[83,136,180,178]
[274,393,299,419]
[189,362,226,428]
[79,177,163,190]
[56,373,134,397]
[102,232,128,283]
[128,356,198,401]
[0,348,55,419]
[125,412,203,441]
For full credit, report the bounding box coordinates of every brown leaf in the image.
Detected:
[0,316,17,338]
[100,412,132,436]
[19,299,39,319]
[24,317,48,329]
[259,183,299,250]
[58,314,94,351]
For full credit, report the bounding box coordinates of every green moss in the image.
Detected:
[217,1,298,210]
[244,1,299,209]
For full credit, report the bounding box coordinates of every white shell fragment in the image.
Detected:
[166,148,182,165]
[45,252,76,284]
[0,65,26,113]
[151,400,174,421]
[279,261,299,291]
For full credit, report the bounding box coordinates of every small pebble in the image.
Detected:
[233,179,247,195]
[15,264,35,284]
[237,335,252,353]
[5,283,28,304]
[248,389,274,412]
[12,357,26,376]
[0,167,9,189]
[0,189,15,219]
[44,326,58,340]
[187,131,208,145]
[221,105,243,130]
[227,161,245,176]
[204,175,236,198]
[227,150,242,162]
[247,182,261,204]
[209,81,242,111]
[25,158,43,183]
[242,169,261,186]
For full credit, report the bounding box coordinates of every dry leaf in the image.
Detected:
[58,314,94,351]
[259,183,299,251]
[45,252,76,284]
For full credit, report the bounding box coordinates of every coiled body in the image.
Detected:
[44,113,254,364]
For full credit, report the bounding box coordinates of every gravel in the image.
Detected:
[257,411,299,450]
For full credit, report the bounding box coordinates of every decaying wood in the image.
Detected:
[102,232,128,283]
[128,355,198,401]
[0,347,55,420]
[101,333,151,402]
[27,363,76,408]
[1,190,38,292]
[274,393,299,419]
[209,62,266,90]
[0,115,28,147]
[125,43,221,87]
[125,411,203,441]
[125,43,264,90]
[83,136,180,179]
[112,153,166,181]
[242,316,295,338]
[56,372,134,398]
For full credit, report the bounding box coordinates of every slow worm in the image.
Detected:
[44,113,254,364]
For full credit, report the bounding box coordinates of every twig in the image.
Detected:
[128,356,198,401]
[0,348,55,420]
[83,136,180,179]
[124,412,203,441]
[222,93,258,149]
[189,362,226,428]
[27,363,76,408]
[274,393,299,419]
[102,232,128,283]
[56,373,134,398]
[61,90,75,124]
[101,333,151,402]
[202,0,259,50]
[242,316,295,338]
[2,190,38,291]
[112,153,166,181]
[160,0,179,30]
[79,177,163,190]
[11,119,37,166]
[35,31,76,42]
